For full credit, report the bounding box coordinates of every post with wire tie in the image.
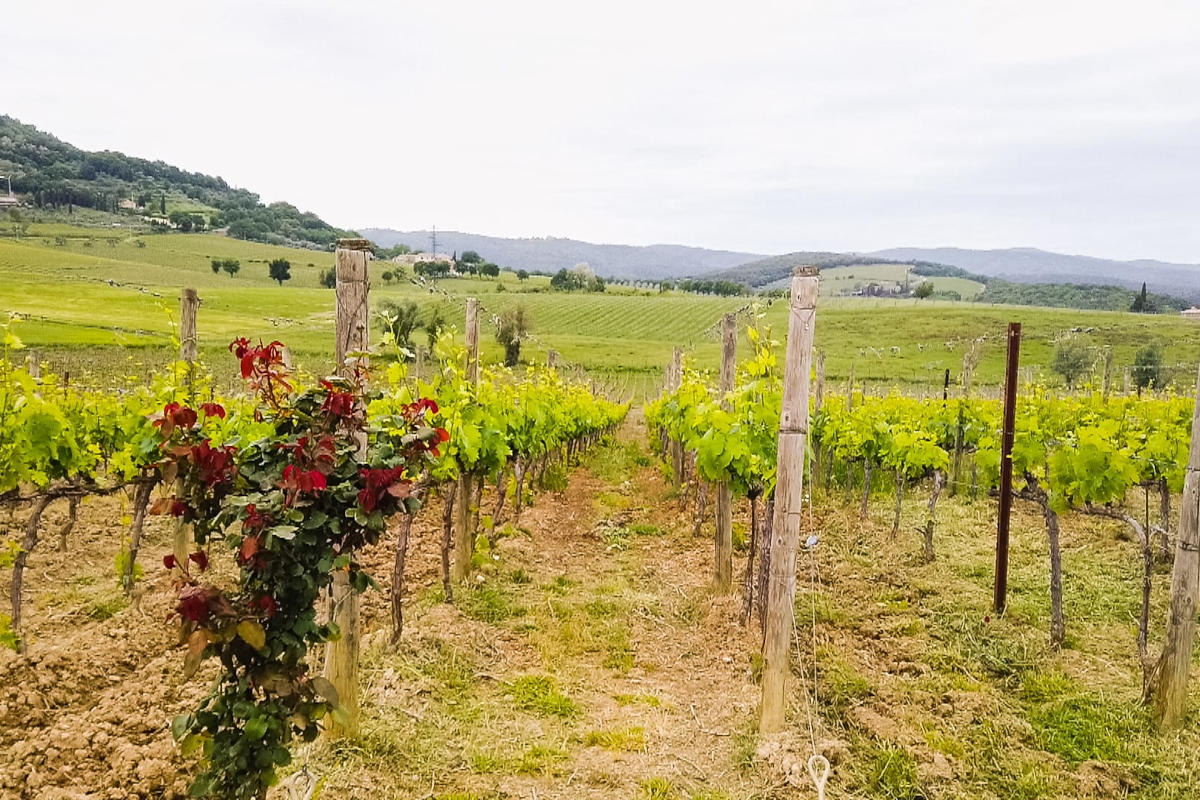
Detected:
[452,299,481,584]
[324,237,372,740]
[714,313,737,593]
[760,266,819,733]
[172,288,200,574]
[993,322,1021,615]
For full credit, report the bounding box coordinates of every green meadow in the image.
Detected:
[0,228,1196,395]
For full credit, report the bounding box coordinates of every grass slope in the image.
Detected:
[1,230,1198,393]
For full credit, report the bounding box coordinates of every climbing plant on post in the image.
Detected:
[325,238,371,740]
[172,287,200,573]
[165,338,444,798]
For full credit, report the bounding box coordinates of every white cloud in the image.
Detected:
[3,0,1199,260]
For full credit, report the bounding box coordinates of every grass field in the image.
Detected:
[765,263,986,299]
[0,229,1196,395]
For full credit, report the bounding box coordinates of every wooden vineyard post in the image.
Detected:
[951,351,975,497]
[846,363,855,411]
[814,350,825,413]
[547,349,558,370]
[1146,358,1200,728]
[179,288,200,405]
[1101,347,1113,401]
[669,347,685,487]
[813,350,825,486]
[993,323,1021,615]
[714,314,737,592]
[26,350,40,382]
[760,267,818,733]
[324,238,371,740]
[172,288,200,572]
[452,299,480,582]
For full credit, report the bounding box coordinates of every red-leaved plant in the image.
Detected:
[156,340,444,799]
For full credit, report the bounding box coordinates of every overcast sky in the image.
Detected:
[4,1,1200,261]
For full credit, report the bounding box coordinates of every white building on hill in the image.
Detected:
[392,252,454,267]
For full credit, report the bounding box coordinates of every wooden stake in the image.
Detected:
[173,288,200,573]
[994,323,1021,615]
[1146,358,1200,728]
[760,267,818,733]
[814,350,825,414]
[813,350,826,489]
[179,288,199,364]
[324,238,371,740]
[1101,347,1113,401]
[452,298,480,582]
[669,347,685,487]
[846,363,855,411]
[714,314,736,592]
[547,349,558,370]
[26,350,41,386]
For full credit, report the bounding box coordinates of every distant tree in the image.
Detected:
[168,210,205,232]
[221,259,241,278]
[424,305,447,349]
[319,267,336,288]
[415,261,451,278]
[169,210,193,232]
[377,299,421,350]
[550,263,606,292]
[550,268,577,291]
[159,195,167,215]
[516,269,529,281]
[381,270,395,284]
[1133,344,1164,391]
[1128,283,1156,314]
[268,258,291,286]
[478,262,500,278]
[1130,282,1149,313]
[913,281,935,299]
[460,250,483,264]
[495,306,530,366]
[211,257,221,275]
[1052,339,1091,389]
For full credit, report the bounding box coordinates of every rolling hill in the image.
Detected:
[359,228,764,281]
[870,246,1200,302]
[0,115,355,250]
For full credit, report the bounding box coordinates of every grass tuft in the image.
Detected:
[584,725,646,752]
[460,584,526,624]
[507,675,579,718]
[638,777,678,800]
